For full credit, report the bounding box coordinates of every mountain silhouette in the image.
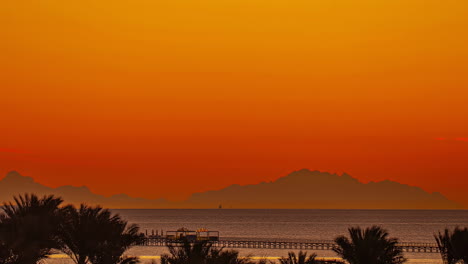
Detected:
[0,171,170,208]
[0,170,462,209]
[185,169,461,209]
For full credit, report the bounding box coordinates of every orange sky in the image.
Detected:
[1,0,468,207]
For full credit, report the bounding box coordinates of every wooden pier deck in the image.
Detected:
[141,238,440,253]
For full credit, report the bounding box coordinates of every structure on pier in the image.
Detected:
[165,229,219,242]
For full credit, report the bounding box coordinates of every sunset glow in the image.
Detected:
[1,0,467,207]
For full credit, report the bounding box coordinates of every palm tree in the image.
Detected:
[59,204,144,264]
[333,226,406,264]
[207,247,254,264]
[161,239,251,264]
[59,204,121,264]
[435,227,468,264]
[161,239,213,264]
[436,229,457,264]
[0,193,64,264]
[0,214,14,264]
[256,259,274,264]
[0,215,17,264]
[279,251,317,264]
[88,222,142,264]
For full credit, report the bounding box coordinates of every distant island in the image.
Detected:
[0,170,461,209]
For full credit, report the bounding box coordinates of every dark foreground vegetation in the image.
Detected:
[0,194,143,264]
[0,194,466,264]
[161,239,255,264]
[435,227,468,264]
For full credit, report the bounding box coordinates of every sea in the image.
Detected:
[46,209,468,264]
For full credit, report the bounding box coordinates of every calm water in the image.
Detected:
[46,209,468,264]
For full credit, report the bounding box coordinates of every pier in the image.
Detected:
[140,238,440,253]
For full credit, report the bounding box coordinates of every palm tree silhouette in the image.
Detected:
[0,214,17,264]
[207,246,253,264]
[435,227,468,264]
[0,193,64,264]
[60,204,144,264]
[161,238,252,264]
[88,222,142,264]
[162,239,213,264]
[279,251,318,264]
[333,226,406,264]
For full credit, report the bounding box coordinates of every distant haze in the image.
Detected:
[0,170,461,209]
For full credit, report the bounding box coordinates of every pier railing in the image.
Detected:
[140,238,440,253]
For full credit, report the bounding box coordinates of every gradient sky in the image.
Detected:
[1,0,468,207]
